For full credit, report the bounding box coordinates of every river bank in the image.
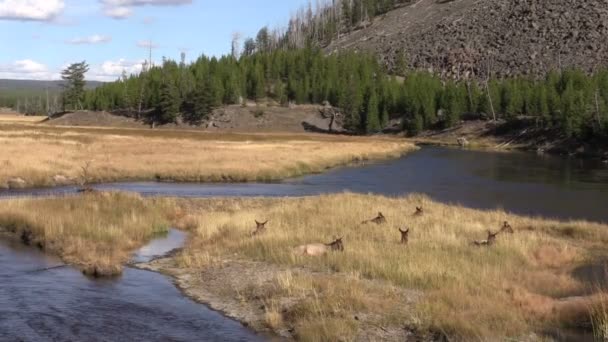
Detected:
[140,194,608,341]
[0,122,414,189]
[410,119,608,160]
[2,192,608,340]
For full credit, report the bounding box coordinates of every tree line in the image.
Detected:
[388,69,608,139]
[83,48,389,131]
[83,47,608,139]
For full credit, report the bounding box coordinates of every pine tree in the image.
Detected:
[61,61,89,111]
[366,89,381,133]
[157,79,180,124]
[182,79,215,124]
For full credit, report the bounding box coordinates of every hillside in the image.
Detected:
[46,104,339,133]
[325,0,608,78]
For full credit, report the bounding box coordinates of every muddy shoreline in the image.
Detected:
[134,256,425,341]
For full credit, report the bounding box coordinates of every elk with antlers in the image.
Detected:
[362,212,386,225]
[399,228,410,245]
[251,220,268,236]
[294,237,344,256]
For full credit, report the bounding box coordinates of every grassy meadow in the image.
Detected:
[170,194,608,341]
[0,122,414,188]
[0,192,171,276]
[0,192,607,340]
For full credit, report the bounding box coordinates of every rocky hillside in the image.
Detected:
[325,0,608,78]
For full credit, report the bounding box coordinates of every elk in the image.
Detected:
[500,221,514,234]
[399,228,410,245]
[251,220,268,236]
[362,212,386,225]
[414,207,424,216]
[473,230,500,247]
[294,237,344,256]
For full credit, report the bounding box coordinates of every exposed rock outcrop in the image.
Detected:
[326,0,608,78]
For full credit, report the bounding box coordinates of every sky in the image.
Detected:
[0,0,311,81]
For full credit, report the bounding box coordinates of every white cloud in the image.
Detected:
[137,40,158,49]
[100,0,192,19]
[67,34,112,45]
[89,59,146,81]
[103,5,131,19]
[0,59,58,80]
[0,0,65,21]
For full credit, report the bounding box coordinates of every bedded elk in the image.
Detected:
[500,221,514,234]
[414,207,424,216]
[251,220,268,236]
[399,228,410,245]
[473,230,500,247]
[294,237,344,256]
[362,212,386,225]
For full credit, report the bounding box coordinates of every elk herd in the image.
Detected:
[251,207,516,257]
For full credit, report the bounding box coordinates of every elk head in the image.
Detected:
[326,237,344,252]
[501,221,514,234]
[252,220,268,236]
[371,212,386,224]
[362,212,386,224]
[399,228,410,244]
[414,207,424,216]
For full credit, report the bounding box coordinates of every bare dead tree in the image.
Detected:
[595,89,602,127]
[231,32,242,60]
[485,58,497,122]
[78,160,96,193]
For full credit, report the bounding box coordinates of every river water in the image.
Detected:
[3,146,607,222]
[1,146,608,341]
[0,233,265,342]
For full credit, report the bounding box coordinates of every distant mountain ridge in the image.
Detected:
[0,79,103,91]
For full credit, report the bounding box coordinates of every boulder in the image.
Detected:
[457,137,470,147]
[52,174,72,186]
[7,177,27,189]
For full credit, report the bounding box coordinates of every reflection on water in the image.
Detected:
[2,147,608,222]
[132,229,186,264]
[0,236,264,342]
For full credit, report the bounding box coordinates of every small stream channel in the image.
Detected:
[0,230,265,342]
[2,146,608,341]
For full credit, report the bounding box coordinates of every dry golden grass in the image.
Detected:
[0,192,171,275]
[1,191,605,340]
[173,193,608,341]
[0,114,46,123]
[0,122,414,188]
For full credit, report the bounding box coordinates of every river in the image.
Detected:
[3,146,607,222]
[1,146,607,341]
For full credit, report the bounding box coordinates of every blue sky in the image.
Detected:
[0,0,311,81]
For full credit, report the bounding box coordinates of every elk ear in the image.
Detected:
[262,220,268,225]
[255,220,260,225]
